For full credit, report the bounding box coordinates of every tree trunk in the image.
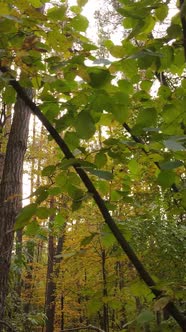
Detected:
[101,249,109,332]
[45,232,56,332]
[61,294,65,331]
[45,196,65,332]
[15,229,23,296]
[24,239,35,313]
[0,89,32,324]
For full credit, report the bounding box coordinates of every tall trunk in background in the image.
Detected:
[61,294,64,331]
[45,234,65,332]
[45,219,55,332]
[0,90,32,323]
[45,198,65,332]
[101,249,109,332]
[23,115,37,313]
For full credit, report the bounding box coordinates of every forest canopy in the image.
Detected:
[0,0,186,331]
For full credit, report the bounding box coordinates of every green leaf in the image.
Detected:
[75,111,96,139]
[141,80,152,91]
[77,0,88,6]
[54,214,65,230]
[70,6,81,14]
[137,310,154,325]
[35,188,49,204]
[88,68,112,88]
[121,58,138,79]
[110,45,126,58]
[15,203,37,230]
[55,172,67,187]
[157,170,176,188]
[111,92,129,123]
[129,280,149,297]
[25,220,40,236]
[47,6,66,20]
[71,14,89,32]
[160,46,174,70]
[155,4,168,21]
[67,184,84,200]
[128,159,139,176]
[64,131,80,150]
[167,24,182,39]
[35,207,51,219]
[95,152,107,168]
[81,233,97,247]
[87,168,113,180]
[101,227,116,248]
[42,165,56,176]
[118,79,134,94]
[2,86,16,104]
[134,108,157,131]
[29,0,42,8]
[163,137,186,151]
[159,160,183,170]
[48,186,62,196]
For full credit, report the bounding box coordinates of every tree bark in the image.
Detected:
[45,198,65,332]
[45,232,56,332]
[0,89,32,324]
[101,249,109,332]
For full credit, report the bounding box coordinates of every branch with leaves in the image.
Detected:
[0,65,185,330]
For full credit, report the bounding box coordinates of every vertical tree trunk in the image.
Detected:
[0,90,32,324]
[101,249,109,332]
[24,240,35,313]
[45,233,65,332]
[45,232,56,332]
[15,229,23,296]
[61,294,64,331]
[45,197,65,332]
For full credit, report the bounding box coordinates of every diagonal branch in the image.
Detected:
[0,65,186,330]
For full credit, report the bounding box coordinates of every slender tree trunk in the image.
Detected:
[24,239,35,313]
[45,233,65,332]
[61,294,65,331]
[0,90,32,324]
[45,197,65,332]
[45,232,56,332]
[101,249,109,332]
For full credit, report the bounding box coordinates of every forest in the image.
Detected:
[0,0,186,331]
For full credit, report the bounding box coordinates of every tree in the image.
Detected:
[0,0,186,331]
[0,90,32,323]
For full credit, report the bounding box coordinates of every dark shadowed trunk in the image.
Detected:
[45,234,65,332]
[45,198,65,332]
[101,249,109,332]
[0,90,32,324]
